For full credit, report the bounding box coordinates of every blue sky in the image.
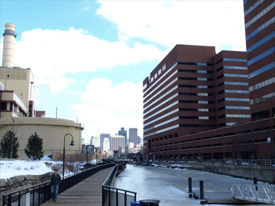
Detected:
[0,0,246,143]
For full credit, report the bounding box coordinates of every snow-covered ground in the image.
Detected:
[0,157,100,180]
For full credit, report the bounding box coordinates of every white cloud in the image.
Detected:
[8,27,165,93]
[96,0,246,52]
[71,78,143,139]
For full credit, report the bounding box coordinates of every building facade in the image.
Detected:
[142,44,267,160]
[118,127,127,148]
[103,138,110,152]
[0,117,84,159]
[90,135,100,148]
[243,0,275,122]
[129,128,138,146]
[111,135,125,151]
[100,133,110,150]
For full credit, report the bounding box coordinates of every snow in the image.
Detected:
[0,160,53,180]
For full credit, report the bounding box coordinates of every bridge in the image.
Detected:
[231,184,275,204]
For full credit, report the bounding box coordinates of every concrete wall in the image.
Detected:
[0,117,84,159]
[203,164,275,183]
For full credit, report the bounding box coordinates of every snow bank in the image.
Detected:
[0,160,53,180]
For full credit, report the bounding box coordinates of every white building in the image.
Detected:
[90,135,100,148]
[111,135,125,151]
[103,137,110,152]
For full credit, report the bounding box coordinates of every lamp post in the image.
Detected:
[63,133,75,180]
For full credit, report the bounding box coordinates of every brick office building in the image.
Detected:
[143,0,275,160]
[143,45,257,160]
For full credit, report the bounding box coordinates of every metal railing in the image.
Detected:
[146,159,275,166]
[2,163,115,206]
[102,166,137,206]
[231,184,275,204]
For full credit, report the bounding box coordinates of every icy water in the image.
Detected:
[114,164,268,206]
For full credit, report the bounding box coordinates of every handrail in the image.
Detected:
[2,163,115,206]
[103,185,138,194]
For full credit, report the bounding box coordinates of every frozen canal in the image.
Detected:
[114,164,268,206]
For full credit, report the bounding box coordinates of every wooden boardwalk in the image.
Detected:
[43,167,114,206]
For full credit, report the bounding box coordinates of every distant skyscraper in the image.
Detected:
[90,136,100,148]
[103,138,110,152]
[118,127,127,148]
[111,135,125,151]
[129,128,138,146]
[100,133,110,149]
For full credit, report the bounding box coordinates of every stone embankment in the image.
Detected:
[0,172,53,201]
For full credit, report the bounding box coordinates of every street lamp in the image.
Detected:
[63,133,75,180]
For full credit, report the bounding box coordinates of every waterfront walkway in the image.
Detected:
[43,167,114,206]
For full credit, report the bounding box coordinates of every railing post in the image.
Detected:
[253,177,258,191]
[38,185,41,205]
[116,189,118,206]
[124,191,127,206]
[199,180,205,204]
[102,186,104,206]
[33,187,35,206]
[8,194,11,206]
[188,177,193,197]
[109,187,111,206]
[18,191,21,206]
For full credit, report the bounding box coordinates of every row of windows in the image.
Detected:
[244,0,264,16]
[179,92,213,96]
[179,100,215,104]
[144,69,177,99]
[180,124,216,128]
[144,77,177,105]
[223,58,247,62]
[143,109,178,126]
[246,16,275,40]
[247,31,275,53]
[144,117,179,132]
[244,0,249,4]
[145,62,177,93]
[179,77,213,81]
[226,114,251,118]
[249,76,275,92]
[250,92,275,105]
[178,69,214,74]
[217,90,249,95]
[144,124,179,138]
[180,116,216,120]
[179,108,216,112]
[217,98,250,103]
[179,85,214,89]
[144,90,177,114]
[248,62,275,79]
[144,101,178,122]
[247,46,275,66]
[218,106,250,111]
[178,62,214,66]
[245,1,275,28]
[216,66,248,72]
[216,73,248,79]
[217,82,249,87]
[215,58,247,65]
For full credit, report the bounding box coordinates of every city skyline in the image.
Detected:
[0,1,246,143]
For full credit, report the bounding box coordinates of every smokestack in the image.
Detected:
[2,23,16,67]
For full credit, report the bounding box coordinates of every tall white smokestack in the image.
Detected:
[2,23,16,67]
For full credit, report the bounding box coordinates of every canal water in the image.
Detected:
[114,164,268,206]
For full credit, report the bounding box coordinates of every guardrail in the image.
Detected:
[145,159,275,166]
[231,184,275,204]
[102,166,137,206]
[2,163,115,206]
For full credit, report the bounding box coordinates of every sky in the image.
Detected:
[0,0,246,144]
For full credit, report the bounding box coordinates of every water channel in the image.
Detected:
[114,164,268,206]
